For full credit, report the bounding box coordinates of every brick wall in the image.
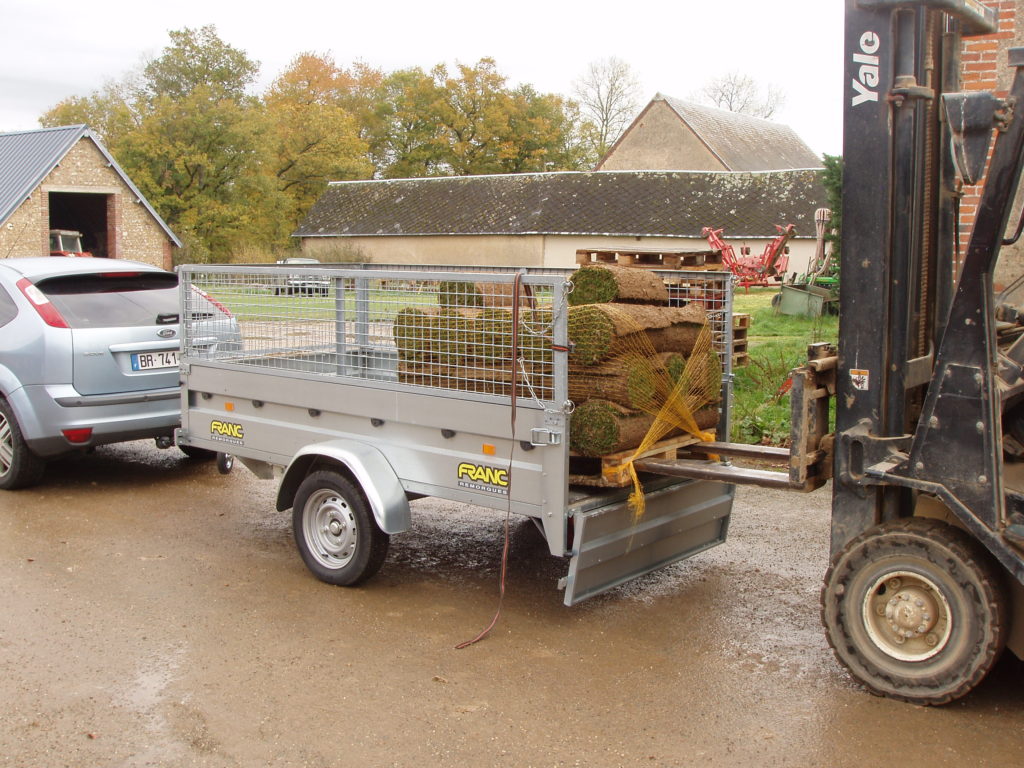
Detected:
[0,137,175,268]
[959,1,1024,286]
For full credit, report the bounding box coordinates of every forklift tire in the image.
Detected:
[292,470,389,587]
[821,518,1007,705]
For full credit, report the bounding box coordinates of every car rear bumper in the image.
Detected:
[10,383,180,458]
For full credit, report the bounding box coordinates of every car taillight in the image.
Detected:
[16,278,69,328]
[62,428,93,444]
[190,285,233,318]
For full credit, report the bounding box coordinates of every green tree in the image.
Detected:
[117,88,276,261]
[142,25,258,102]
[366,67,448,178]
[822,154,843,267]
[121,27,273,260]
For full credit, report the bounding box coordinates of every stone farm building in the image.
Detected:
[295,169,828,276]
[0,125,179,268]
[597,95,822,173]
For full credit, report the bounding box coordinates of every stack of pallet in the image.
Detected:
[732,313,750,367]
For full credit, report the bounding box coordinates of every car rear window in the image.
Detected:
[36,272,180,329]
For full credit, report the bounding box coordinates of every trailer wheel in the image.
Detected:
[0,398,46,490]
[821,518,1007,705]
[292,470,389,586]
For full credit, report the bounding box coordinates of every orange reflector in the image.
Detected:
[482,444,496,456]
[224,402,235,411]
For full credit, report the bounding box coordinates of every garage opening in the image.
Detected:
[49,192,111,258]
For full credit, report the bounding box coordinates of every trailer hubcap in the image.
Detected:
[862,571,952,662]
[304,490,358,568]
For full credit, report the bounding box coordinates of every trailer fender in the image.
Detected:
[276,441,411,534]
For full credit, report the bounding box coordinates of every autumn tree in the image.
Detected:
[263,53,374,233]
[40,77,141,147]
[367,58,585,178]
[498,85,590,173]
[39,34,591,260]
[573,57,642,161]
[365,67,449,178]
[698,72,785,119]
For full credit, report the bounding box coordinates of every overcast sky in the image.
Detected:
[0,0,844,157]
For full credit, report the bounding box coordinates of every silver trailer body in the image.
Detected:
[176,264,735,604]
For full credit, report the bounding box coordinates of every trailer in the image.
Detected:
[176,0,1024,707]
[176,266,737,606]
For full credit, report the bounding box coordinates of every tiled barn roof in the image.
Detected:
[656,95,823,172]
[294,169,827,240]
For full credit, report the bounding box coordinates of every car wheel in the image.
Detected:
[0,398,47,490]
[821,518,1007,705]
[292,470,389,586]
[179,445,216,461]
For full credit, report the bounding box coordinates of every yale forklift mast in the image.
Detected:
[636,0,1023,703]
[823,0,1024,704]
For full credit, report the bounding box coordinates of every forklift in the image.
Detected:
[649,0,1024,704]
[826,0,1024,705]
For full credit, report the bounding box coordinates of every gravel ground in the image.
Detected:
[1,441,1021,767]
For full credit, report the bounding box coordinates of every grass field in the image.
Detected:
[730,287,838,445]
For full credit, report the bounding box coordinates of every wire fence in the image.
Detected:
[179,265,733,417]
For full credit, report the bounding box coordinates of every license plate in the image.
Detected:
[131,350,178,371]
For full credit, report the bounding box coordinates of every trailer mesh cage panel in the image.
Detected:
[178,265,734,415]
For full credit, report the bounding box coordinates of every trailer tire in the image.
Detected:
[0,398,46,490]
[292,470,389,586]
[821,518,1007,705]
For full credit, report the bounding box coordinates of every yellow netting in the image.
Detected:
[566,303,721,521]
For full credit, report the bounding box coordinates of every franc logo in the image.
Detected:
[210,419,245,445]
[457,462,509,495]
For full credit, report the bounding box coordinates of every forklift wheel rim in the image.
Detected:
[860,569,953,662]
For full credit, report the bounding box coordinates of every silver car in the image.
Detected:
[0,257,240,489]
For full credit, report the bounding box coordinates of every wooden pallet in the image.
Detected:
[731,314,750,367]
[575,248,725,271]
[568,433,703,488]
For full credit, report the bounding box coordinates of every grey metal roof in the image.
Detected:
[658,95,822,172]
[0,125,181,247]
[294,169,827,241]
